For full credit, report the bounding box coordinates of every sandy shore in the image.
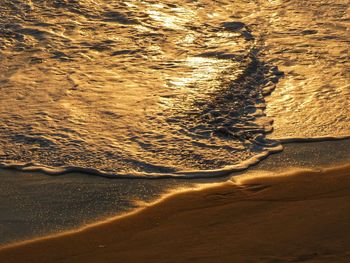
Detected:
[1,164,350,263]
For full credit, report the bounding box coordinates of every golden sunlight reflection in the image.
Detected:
[0,0,348,176]
[159,56,234,109]
[144,2,194,30]
[0,0,350,254]
[167,57,223,89]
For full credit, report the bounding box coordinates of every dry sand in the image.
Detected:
[1,164,350,263]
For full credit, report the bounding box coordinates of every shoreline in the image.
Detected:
[1,135,350,180]
[0,0,349,261]
[0,138,349,245]
[1,162,350,262]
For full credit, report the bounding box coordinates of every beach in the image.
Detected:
[0,139,349,245]
[0,0,349,261]
[1,163,350,262]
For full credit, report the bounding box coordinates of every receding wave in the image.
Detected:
[0,0,286,178]
[0,146,283,179]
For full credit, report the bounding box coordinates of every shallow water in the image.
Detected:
[0,0,284,177]
[1,1,349,177]
[261,0,350,139]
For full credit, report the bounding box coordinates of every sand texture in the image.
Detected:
[1,164,350,262]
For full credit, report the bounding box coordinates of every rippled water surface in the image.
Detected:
[0,0,349,177]
[261,0,350,139]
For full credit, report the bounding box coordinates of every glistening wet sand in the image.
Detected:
[1,139,349,245]
[1,163,350,263]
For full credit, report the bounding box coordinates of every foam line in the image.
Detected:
[1,135,350,179]
[0,145,283,179]
[274,135,350,144]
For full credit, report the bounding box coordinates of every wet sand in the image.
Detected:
[1,163,350,263]
[1,139,349,245]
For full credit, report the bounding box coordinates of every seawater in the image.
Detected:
[0,0,282,177]
[0,0,349,245]
[0,0,349,178]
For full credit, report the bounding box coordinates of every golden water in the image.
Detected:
[0,0,348,177]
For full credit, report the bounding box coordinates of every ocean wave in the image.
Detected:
[1,0,348,178]
[0,0,286,177]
